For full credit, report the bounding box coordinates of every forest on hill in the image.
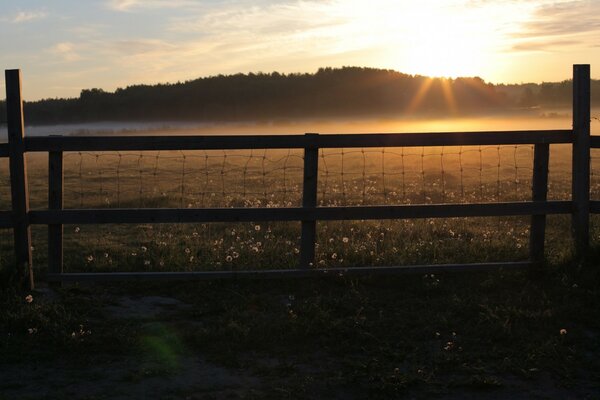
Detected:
[1,67,599,125]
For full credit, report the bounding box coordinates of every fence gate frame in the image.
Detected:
[1,65,595,288]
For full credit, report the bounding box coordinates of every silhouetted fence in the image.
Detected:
[0,65,595,288]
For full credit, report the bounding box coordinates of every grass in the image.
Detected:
[0,139,599,397]
[1,255,599,398]
[0,143,592,274]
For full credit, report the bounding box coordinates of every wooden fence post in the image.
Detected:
[572,64,590,255]
[530,143,549,265]
[48,146,63,277]
[5,69,33,289]
[300,133,319,268]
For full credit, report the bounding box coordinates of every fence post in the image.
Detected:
[300,133,319,268]
[572,64,591,255]
[48,145,63,277]
[5,69,33,289]
[530,143,549,265]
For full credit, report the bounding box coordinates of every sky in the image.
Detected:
[0,0,599,100]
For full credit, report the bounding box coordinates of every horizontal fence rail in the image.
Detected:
[0,65,596,288]
[25,130,573,152]
[28,201,573,225]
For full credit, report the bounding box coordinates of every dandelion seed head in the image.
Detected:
[24,295,33,303]
[86,255,94,262]
[342,237,349,243]
[254,225,261,231]
[225,255,233,262]
[560,328,567,335]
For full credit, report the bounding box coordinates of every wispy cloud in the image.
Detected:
[107,0,196,12]
[512,0,600,50]
[48,42,82,62]
[9,10,46,23]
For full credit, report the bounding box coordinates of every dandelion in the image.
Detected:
[233,251,239,259]
[293,248,300,254]
[86,255,94,262]
[560,328,567,335]
[131,252,137,256]
[254,225,261,231]
[342,237,349,243]
[144,260,151,266]
[159,260,165,267]
[24,294,33,303]
[28,328,37,335]
[74,227,80,233]
[104,252,109,258]
[225,255,233,262]
[331,253,338,259]
[184,248,191,254]
[141,246,147,252]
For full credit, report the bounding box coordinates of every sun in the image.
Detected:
[384,6,496,78]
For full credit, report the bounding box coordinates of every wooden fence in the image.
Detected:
[1,65,596,288]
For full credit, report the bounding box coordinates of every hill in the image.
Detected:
[1,67,599,124]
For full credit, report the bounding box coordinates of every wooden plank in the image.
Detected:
[45,261,532,282]
[5,69,33,289]
[572,64,591,254]
[25,130,573,152]
[48,150,63,275]
[529,143,549,264]
[300,134,319,268]
[29,201,572,225]
[0,144,9,157]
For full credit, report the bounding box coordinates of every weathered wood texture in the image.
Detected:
[48,150,63,275]
[530,143,549,263]
[5,69,33,288]
[28,201,572,225]
[25,130,573,152]
[572,65,591,254]
[300,134,319,268]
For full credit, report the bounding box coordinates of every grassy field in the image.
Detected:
[0,137,599,397]
[0,141,597,275]
[0,255,599,398]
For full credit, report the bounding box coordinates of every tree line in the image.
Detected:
[1,67,598,125]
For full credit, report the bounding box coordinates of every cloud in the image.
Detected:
[516,0,600,39]
[107,0,196,12]
[512,39,580,52]
[48,42,82,62]
[9,10,46,23]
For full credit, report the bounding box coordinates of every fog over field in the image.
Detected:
[2,108,598,141]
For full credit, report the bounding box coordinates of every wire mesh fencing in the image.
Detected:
[1,142,573,273]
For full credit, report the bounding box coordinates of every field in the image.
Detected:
[1,140,598,275]
[0,129,600,398]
